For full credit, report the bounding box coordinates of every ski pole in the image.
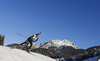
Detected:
[15,32,27,39]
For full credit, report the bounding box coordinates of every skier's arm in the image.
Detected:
[33,38,38,42]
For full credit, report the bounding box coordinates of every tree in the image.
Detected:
[0,34,5,46]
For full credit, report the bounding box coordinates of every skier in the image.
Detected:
[18,32,41,52]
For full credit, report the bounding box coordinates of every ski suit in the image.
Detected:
[20,34,38,49]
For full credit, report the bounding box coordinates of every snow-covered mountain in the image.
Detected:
[32,39,79,50]
[0,46,56,61]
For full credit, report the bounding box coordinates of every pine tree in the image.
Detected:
[0,34,5,46]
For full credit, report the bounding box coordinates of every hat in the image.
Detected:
[36,32,42,35]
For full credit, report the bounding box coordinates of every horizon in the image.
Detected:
[0,0,100,49]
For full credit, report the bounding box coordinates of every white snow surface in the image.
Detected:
[50,40,76,47]
[0,46,56,61]
[83,56,99,61]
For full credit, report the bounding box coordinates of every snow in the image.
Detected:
[51,40,73,46]
[0,46,56,61]
[83,56,99,61]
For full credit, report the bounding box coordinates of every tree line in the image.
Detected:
[0,34,5,46]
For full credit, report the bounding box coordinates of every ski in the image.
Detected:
[27,51,33,55]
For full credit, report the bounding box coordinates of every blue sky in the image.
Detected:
[0,0,100,49]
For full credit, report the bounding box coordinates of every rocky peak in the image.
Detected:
[32,39,79,50]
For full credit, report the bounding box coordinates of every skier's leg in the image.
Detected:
[28,41,32,51]
[20,41,27,45]
[18,40,27,46]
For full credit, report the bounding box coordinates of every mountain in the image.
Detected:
[6,43,19,48]
[31,48,61,58]
[86,46,100,57]
[0,46,56,61]
[59,46,86,60]
[31,39,79,50]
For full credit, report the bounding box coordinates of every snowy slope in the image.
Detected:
[83,56,100,61]
[0,46,56,61]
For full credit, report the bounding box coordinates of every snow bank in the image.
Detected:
[0,46,56,61]
[83,56,99,61]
